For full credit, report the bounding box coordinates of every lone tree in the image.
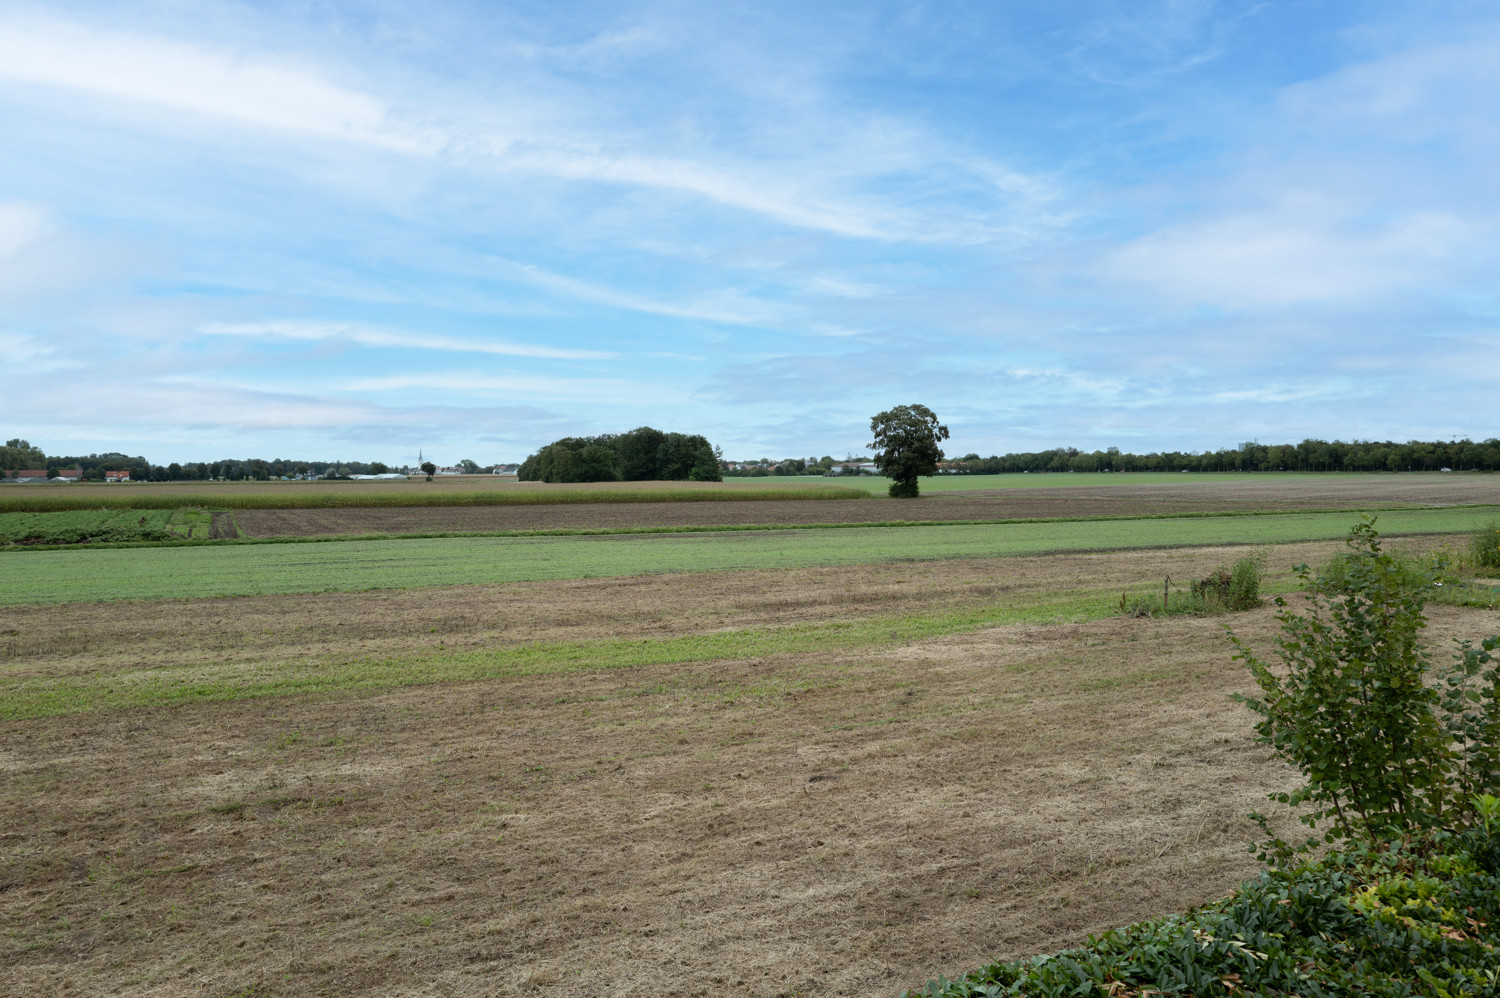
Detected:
[869,403,949,498]
[420,461,437,481]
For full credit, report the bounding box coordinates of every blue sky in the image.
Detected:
[2,0,1497,466]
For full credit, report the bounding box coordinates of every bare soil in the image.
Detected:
[230,476,1500,537]
[3,539,1497,997]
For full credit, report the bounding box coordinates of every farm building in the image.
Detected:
[105,470,131,482]
[5,468,82,483]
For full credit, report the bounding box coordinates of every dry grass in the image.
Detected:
[4,613,1304,998]
[3,537,1497,997]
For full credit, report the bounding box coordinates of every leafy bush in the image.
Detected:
[1231,519,1500,856]
[1118,555,1262,618]
[906,813,1500,998]
[1312,542,1445,596]
[1472,520,1500,572]
[1311,537,1500,607]
[1226,554,1263,610]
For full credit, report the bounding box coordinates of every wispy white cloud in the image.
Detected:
[0,201,50,259]
[0,16,440,153]
[0,15,1053,245]
[1102,205,1469,308]
[503,149,892,240]
[200,320,615,360]
[0,330,65,368]
[495,259,789,326]
[1279,36,1500,140]
[336,372,686,406]
[0,200,131,304]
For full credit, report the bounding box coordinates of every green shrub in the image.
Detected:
[906,814,1500,998]
[1118,555,1262,618]
[1472,520,1500,572]
[1231,519,1500,857]
[888,479,920,499]
[1313,542,1442,596]
[1226,553,1263,610]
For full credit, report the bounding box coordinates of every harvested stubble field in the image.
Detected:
[4,534,1498,997]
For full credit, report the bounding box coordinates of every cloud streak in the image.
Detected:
[201,320,616,360]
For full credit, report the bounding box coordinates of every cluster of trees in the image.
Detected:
[951,438,1500,474]
[517,427,722,483]
[0,438,46,472]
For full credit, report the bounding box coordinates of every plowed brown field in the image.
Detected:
[232,474,1500,537]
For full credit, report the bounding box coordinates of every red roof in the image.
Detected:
[105,470,131,480]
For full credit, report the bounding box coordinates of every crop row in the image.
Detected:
[0,484,866,514]
[0,509,178,545]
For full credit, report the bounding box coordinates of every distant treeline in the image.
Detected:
[950,438,1500,474]
[9,434,1500,484]
[727,438,1500,477]
[1,439,407,481]
[519,427,721,483]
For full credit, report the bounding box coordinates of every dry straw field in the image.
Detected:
[4,473,1500,996]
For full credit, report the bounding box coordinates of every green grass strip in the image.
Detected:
[0,589,1136,720]
[0,483,865,513]
[2,507,1495,607]
[1,501,1469,552]
[1,571,1322,721]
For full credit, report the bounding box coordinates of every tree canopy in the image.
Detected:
[0,438,45,473]
[517,427,722,483]
[869,404,949,497]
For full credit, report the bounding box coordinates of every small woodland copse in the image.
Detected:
[518,426,722,483]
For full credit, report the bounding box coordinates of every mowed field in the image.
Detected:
[3,477,1500,996]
